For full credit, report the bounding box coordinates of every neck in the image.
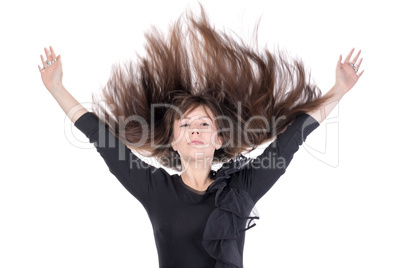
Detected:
[180,157,213,190]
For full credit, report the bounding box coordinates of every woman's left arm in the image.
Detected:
[308,48,364,124]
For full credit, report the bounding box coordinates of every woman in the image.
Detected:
[38,6,363,268]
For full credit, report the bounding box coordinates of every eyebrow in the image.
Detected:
[181,116,212,120]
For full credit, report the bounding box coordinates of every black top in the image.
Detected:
[74,112,319,268]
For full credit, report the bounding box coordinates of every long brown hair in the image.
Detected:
[91,4,334,171]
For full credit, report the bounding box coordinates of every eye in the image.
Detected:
[180,121,210,127]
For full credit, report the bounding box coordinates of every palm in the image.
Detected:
[38,46,63,91]
[335,48,364,95]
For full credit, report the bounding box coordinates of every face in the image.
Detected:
[171,105,223,162]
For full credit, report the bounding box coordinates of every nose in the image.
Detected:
[188,122,200,135]
[190,129,200,135]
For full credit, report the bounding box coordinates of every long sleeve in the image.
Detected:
[232,113,320,203]
[74,112,165,208]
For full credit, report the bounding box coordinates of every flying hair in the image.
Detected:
[91,4,334,171]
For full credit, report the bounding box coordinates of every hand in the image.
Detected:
[38,46,63,92]
[335,48,364,95]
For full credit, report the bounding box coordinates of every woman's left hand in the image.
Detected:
[335,48,364,95]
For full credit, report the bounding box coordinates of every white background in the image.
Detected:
[1,0,401,267]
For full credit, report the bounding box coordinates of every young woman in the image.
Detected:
[38,6,363,268]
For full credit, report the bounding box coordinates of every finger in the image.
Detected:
[38,64,43,73]
[357,69,365,78]
[50,46,57,60]
[344,48,355,63]
[351,49,361,64]
[44,47,53,61]
[40,54,46,66]
[356,57,363,69]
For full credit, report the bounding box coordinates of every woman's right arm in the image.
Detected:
[38,46,88,123]
[38,46,166,207]
[73,111,162,207]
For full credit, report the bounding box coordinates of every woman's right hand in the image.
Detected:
[38,46,63,93]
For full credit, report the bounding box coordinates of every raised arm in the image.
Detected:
[308,48,364,124]
[231,49,364,203]
[37,46,166,207]
[38,46,88,123]
[231,113,320,203]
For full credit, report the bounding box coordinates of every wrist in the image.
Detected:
[331,84,346,99]
[49,83,65,95]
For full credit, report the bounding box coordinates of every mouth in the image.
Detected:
[188,140,204,145]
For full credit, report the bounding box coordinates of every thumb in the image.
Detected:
[336,54,342,69]
[56,54,62,67]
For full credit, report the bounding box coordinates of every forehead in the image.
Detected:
[180,105,214,120]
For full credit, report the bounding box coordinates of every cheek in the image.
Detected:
[212,133,221,145]
[172,127,185,143]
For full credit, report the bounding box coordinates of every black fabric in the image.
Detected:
[201,155,259,267]
[74,112,319,268]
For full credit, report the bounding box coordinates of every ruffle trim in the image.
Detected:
[203,154,260,268]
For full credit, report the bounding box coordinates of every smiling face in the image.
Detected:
[171,105,223,162]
